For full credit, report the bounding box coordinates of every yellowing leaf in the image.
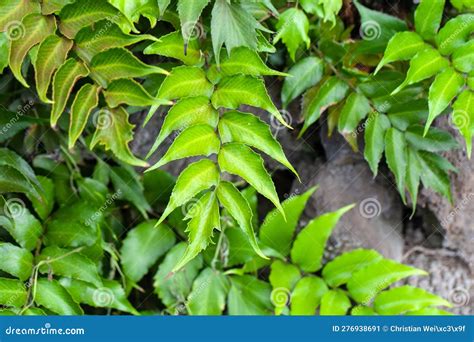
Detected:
[218,142,284,218]
[34,35,73,103]
[8,13,56,87]
[51,58,89,127]
[90,107,148,167]
[148,124,220,171]
[0,0,40,29]
[68,83,100,149]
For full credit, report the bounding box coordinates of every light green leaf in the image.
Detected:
[425,67,465,133]
[219,111,298,178]
[351,306,377,316]
[0,33,8,74]
[34,35,73,103]
[121,220,176,283]
[385,128,407,202]
[392,48,449,95]
[51,58,89,127]
[320,289,351,315]
[209,46,287,81]
[157,159,219,226]
[374,285,451,315]
[157,66,214,100]
[290,276,328,315]
[364,112,391,176]
[8,13,56,87]
[452,90,474,157]
[405,308,453,315]
[90,107,148,167]
[212,74,291,129]
[148,125,220,171]
[375,32,427,74]
[154,242,203,309]
[282,56,324,108]
[436,14,474,55]
[187,268,229,315]
[300,76,349,136]
[259,187,316,257]
[269,260,301,291]
[216,181,266,259]
[338,92,371,134]
[158,0,171,16]
[144,31,202,66]
[90,48,168,86]
[322,249,383,288]
[227,275,272,315]
[68,83,100,149]
[173,191,220,271]
[406,125,459,152]
[0,242,33,281]
[347,259,427,304]
[76,20,157,60]
[147,97,218,157]
[415,0,445,41]
[177,0,210,45]
[210,0,259,65]
[59,0,134,39]
[108,0,159,27]
[38,246,102,287]
[104,78,171,108]
[452,41,474,73]
[218,142,283,218]
[60,278,138,314]
[35,278,83,315]
[0,0,40,29]
[0,203,42,251]
[0,278,27,308]
[291,204,354,273]
[273,8,310,61]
